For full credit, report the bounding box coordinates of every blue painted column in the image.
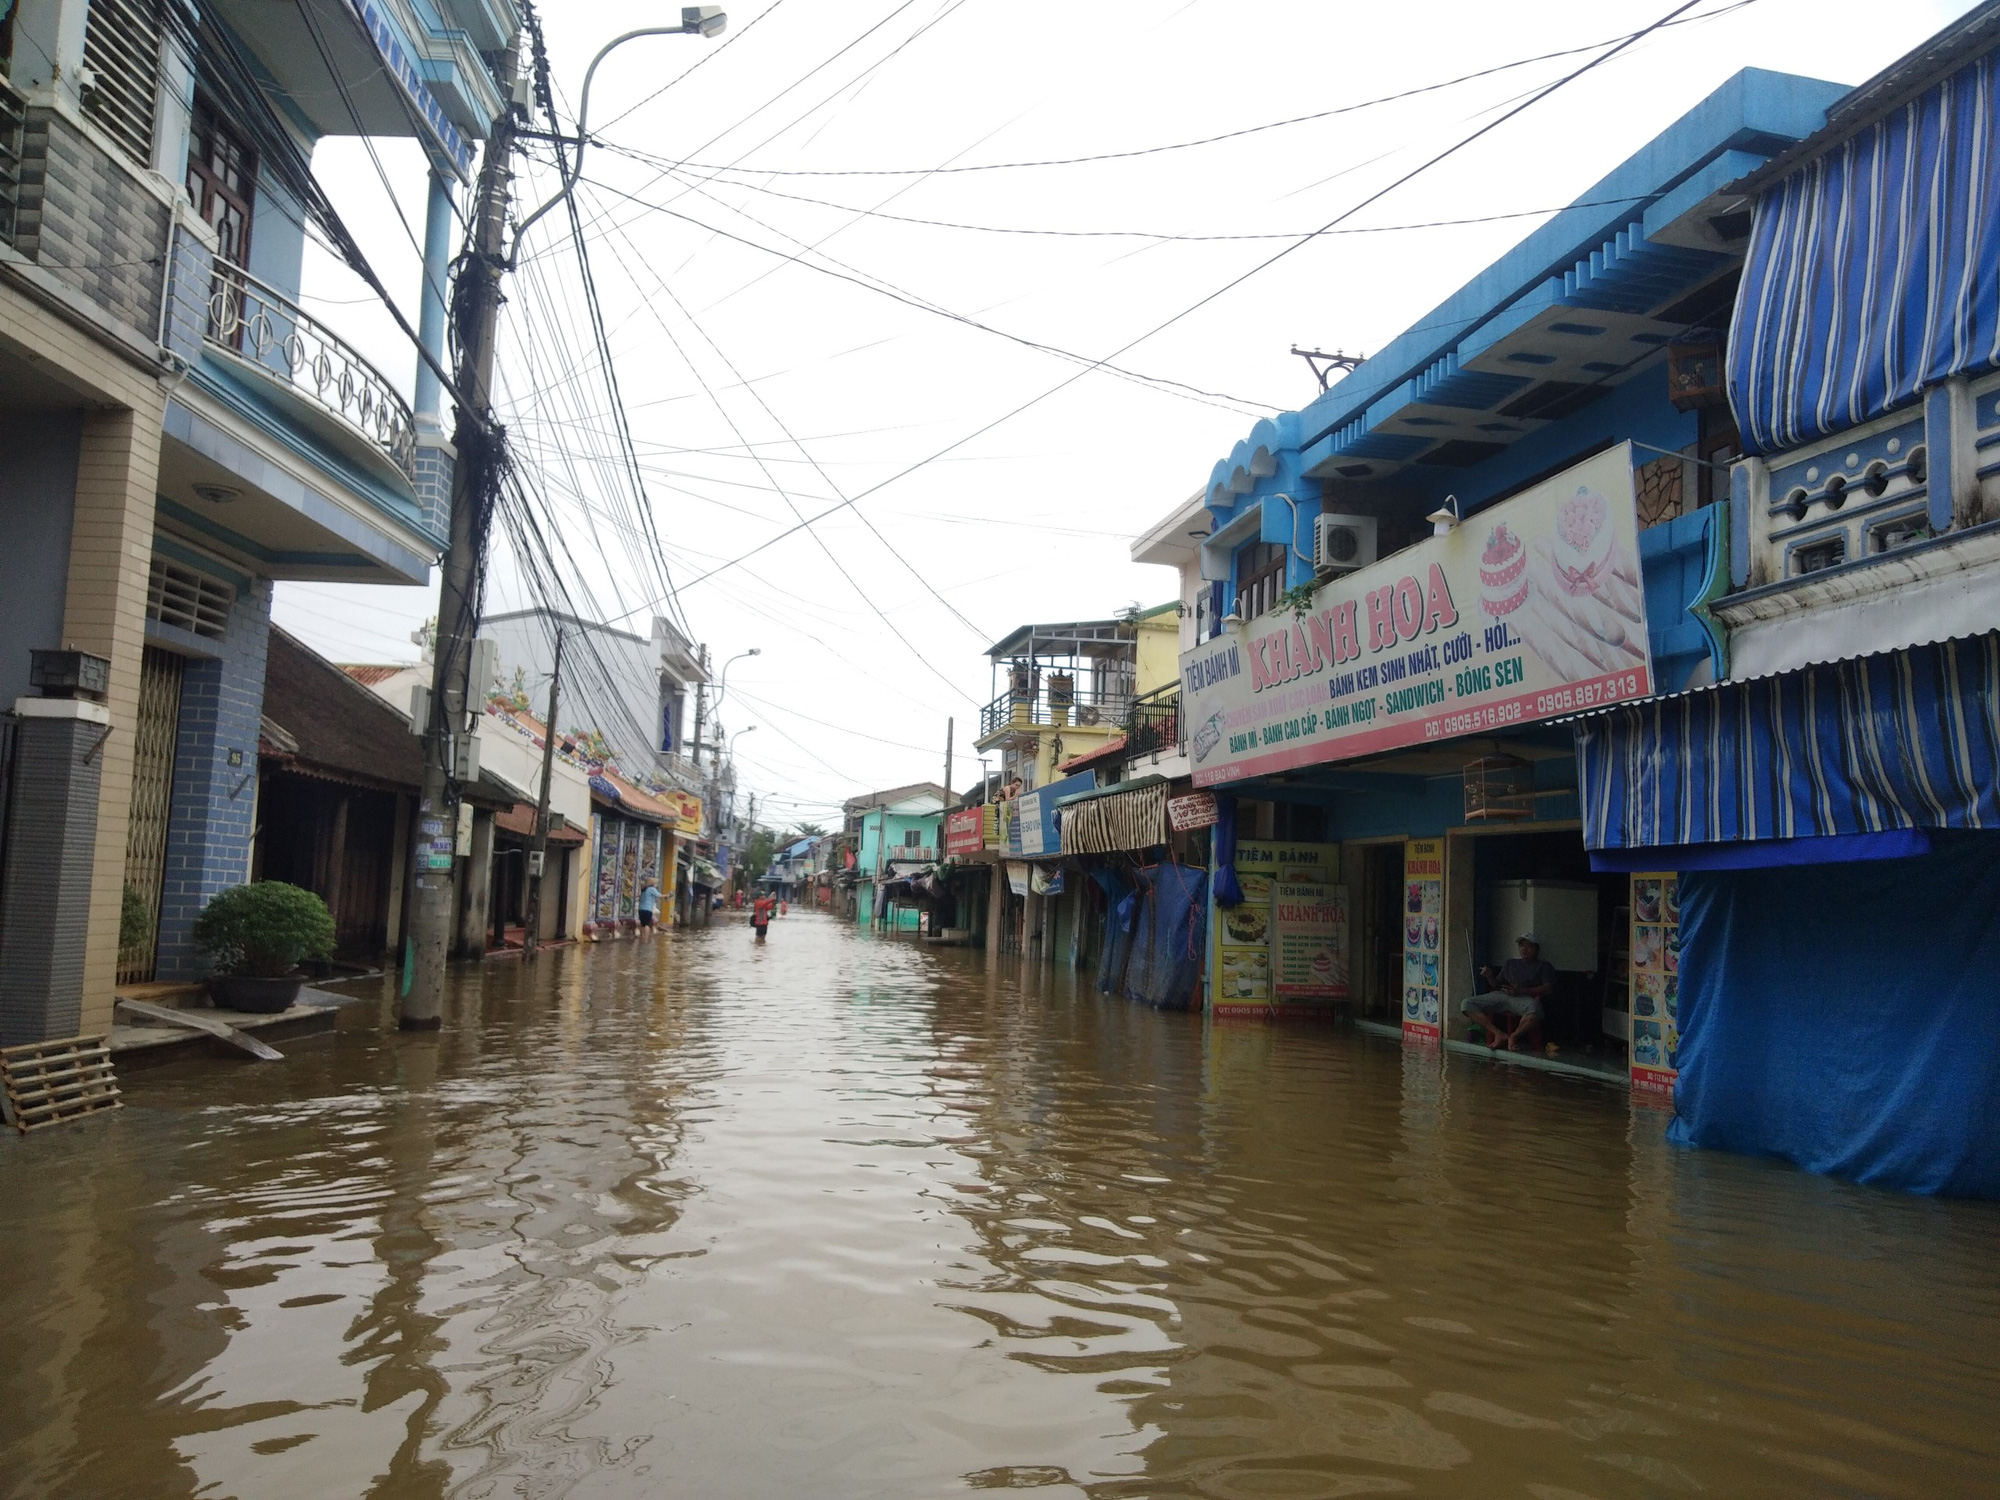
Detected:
[154,580,275,980]
[415,170,456,426]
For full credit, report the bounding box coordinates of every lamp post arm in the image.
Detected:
[512,25,686,261]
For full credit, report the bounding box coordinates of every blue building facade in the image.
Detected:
[0,0,516,1041]
[1185,13,2000,1195]
[1577,4,2000,1197]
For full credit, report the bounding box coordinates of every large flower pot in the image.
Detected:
[209,975,303,1013]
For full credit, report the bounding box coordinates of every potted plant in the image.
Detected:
[192,881,336,1012]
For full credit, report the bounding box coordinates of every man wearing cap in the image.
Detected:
[1465,934,1558,1050]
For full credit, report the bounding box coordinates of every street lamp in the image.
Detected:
[514,7,730,255]
[725,723,756,818]
[714,647,760,720]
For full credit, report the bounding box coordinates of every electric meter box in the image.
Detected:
[1488,880,1598,972]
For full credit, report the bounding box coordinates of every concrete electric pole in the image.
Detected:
[522,626,564,960]
[400,31,522,1028]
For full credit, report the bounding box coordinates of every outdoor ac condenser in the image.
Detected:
[1313,513,1379,577]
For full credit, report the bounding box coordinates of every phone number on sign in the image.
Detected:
[1534,672,1646,716]
[1428,699,1525,739]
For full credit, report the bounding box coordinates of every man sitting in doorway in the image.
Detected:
[1465,933,1557,1051]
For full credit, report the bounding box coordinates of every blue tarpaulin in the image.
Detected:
[1122,865,1209,1011]
[1669,834,2000,1197]
[1092,867,1136,997]
[1731,48,2000,454]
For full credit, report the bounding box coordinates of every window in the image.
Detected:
[1793,536,1846,576]
[147,555,234,639]
[904,829,922,848]
[187,97,257,269]
[1236,540,1286,620]
[82,0,165,164]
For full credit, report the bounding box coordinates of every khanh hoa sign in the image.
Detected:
[1182,445,1654,786]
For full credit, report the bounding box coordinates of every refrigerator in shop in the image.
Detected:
[1488,880,1598,972]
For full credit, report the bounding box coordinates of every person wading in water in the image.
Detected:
[751,892,776,943]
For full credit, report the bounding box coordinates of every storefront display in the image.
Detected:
[1271,879,1349,1001]
[1403,838,1444,1040]
[1630,872,1681,1100]
[1211,840,1339,1017]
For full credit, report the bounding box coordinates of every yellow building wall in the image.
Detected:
[1135,611,1181,696]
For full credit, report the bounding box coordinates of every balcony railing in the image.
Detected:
[0,75,26,251]
[1124,682,1182,758]
[978,682,1135,739]
[204,256,417,485]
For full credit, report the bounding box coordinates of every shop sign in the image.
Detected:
[945,807,986,856]
[663,789,702,832]
[1211,841,1339,1016]
[1007,770,1096,857]
[1403,839,1444,1041]
[1006,861,1031,896]
[1166,790,1219,832]
[1181,445,1653,788]
[1271,880,1349,1000]
[1629,872,1682,1102]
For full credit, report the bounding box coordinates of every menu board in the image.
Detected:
[1403,838,1444,1041]
[1630,872,1681,1101]
[1271,880,1350,1001]
[1182,446,1653,788]
[1211,840,1339,1016]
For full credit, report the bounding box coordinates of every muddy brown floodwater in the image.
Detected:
[2,913,1996,1499]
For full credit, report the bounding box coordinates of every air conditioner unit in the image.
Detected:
[1313,513,1379,577]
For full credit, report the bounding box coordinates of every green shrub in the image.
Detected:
[119,883,152,962]
[191,882,335,978]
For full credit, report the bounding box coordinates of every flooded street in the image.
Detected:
[3,914,1996,1499]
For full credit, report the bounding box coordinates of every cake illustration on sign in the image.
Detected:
[1479,485,1647,682]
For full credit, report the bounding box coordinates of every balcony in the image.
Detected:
[1125,682,1182,759]
[202,256,418,491]
[978,680,1135,741]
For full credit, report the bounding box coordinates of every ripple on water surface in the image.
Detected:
[0,913,1996,1499]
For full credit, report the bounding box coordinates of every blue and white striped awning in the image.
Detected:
[1730,49,2000,454]
[1577,633,2000,856]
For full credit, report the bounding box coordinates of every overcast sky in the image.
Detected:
[283,0,1973,827]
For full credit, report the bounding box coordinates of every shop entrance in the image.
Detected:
[1447,825,1628,1059]
[1357,843,1404,1023]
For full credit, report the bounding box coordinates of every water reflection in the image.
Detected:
[0,915,1994,1498]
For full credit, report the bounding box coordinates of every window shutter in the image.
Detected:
[82,0,165,163]
[147,555,234,640]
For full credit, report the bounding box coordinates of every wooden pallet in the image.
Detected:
[0,1034,122,1133]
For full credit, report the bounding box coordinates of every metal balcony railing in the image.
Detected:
[204,256,417,485]
[978,682,1135,739]
[0,75,26,250]
[1124,682,1182,758]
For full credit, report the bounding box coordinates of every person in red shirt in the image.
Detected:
[751,893,775,941]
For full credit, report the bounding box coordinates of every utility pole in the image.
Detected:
[943,716,954,812]
[401,30,522,1028]
[522,627,564,960]
[690,644,708,768]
